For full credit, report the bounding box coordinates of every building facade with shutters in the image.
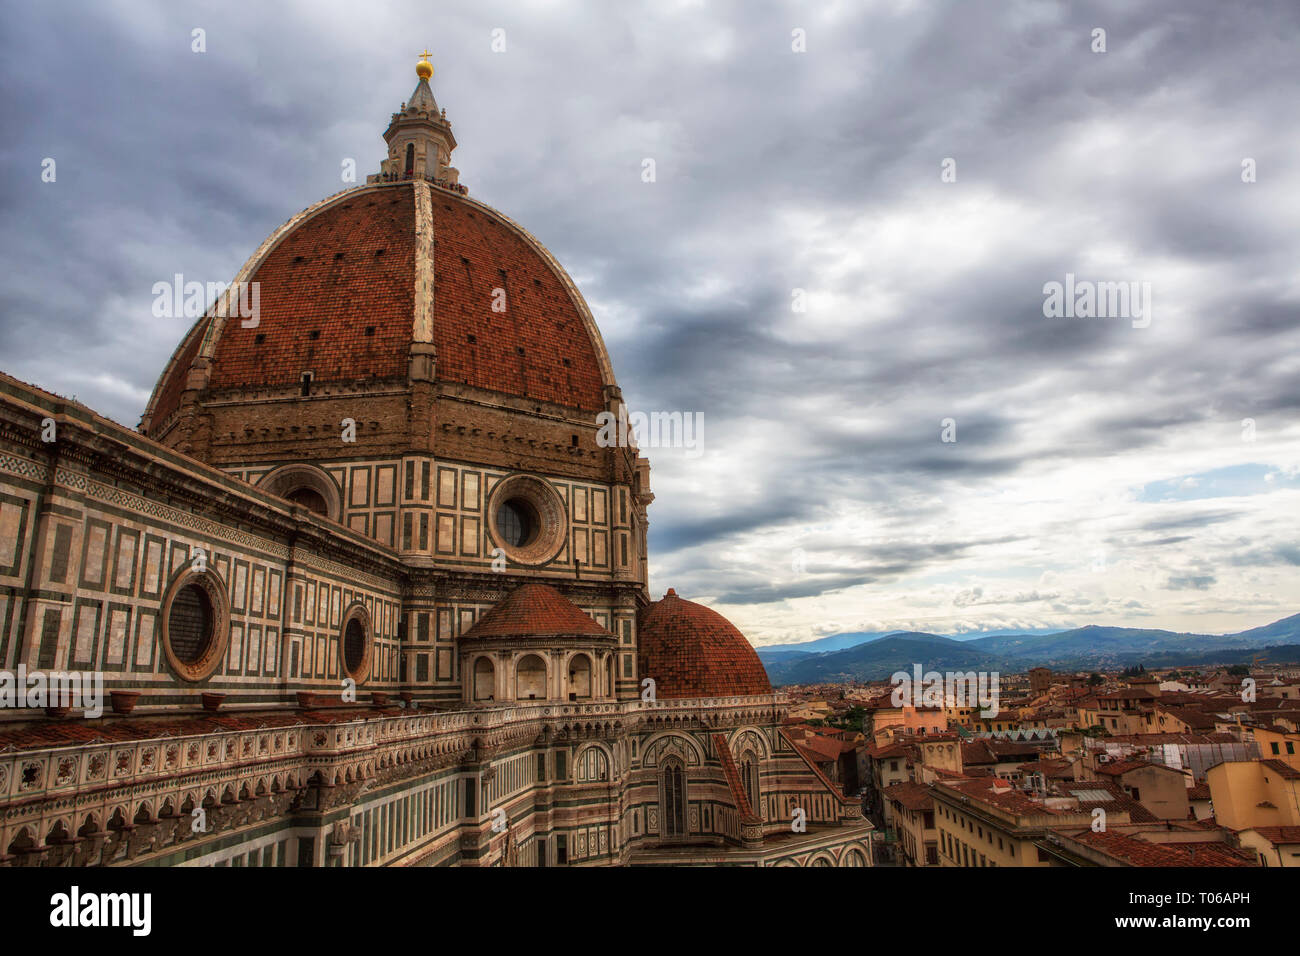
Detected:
[0,56,873,867]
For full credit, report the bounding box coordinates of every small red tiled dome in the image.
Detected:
[637,589,772,698]
[463,583,613,640]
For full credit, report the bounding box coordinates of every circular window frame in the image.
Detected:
[486,475,567,565]
[160,568,231,683]
[339,603,373,684]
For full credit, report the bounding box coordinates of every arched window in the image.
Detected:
[473,657,495,701]
[568,654,592,700]
[659,758,687,838]
[576,747,609,782]
[404,143,415,177]
[740,753,760,814]
[515,655,546,701]
[5,827,35,857]
[287,487,328,515]
[260,464,343,523]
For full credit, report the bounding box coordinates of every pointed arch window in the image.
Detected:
[740,753,760,815]
[660,758,687,838]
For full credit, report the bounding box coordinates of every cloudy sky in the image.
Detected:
[2,0,1298,647]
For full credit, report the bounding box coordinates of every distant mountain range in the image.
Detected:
[757,613,1300,685]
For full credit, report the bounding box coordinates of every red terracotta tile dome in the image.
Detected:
[462,583,614,640]
[144,181,612,432]
[637,589,772,699]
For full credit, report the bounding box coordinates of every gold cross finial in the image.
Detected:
[416,49,433,80]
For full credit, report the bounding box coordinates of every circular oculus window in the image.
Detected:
[339,604,373,683]
[161,569,230,682]
[496,498,539,548]
[486,475,566,565]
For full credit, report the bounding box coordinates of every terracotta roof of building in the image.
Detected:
[961,740,997,765]
[798,735,858,762]
[1096,758,1155,777]
[1060,782,1159,823]
[1018,758,1075,780]
[866,741,914,759]
[938,777,1063,816]
[713,734,761,825]
[206,187,417,394]
[0,706,405,753]
[1156,706,1219,730]
[1260,758,1300,779]
[929,767,967,780]
[460,583,613,640]
[1097,688,1157,700]
[784,732,853,801]
[988,740,1045,758]
[636,590,771,699]
[1245,826,1300,845]
[883,781,935,812]
[151,324,205,428]
[148,182,609,429]
[1061,830,1255,867]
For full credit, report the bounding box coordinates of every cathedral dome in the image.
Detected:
[462,583,614,640]
[143,180,613,435]
[637,589,772,699]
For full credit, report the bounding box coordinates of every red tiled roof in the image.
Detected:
[865,742,913,759]
[637,590,771,699]
[429,193,605,410]
[1246,826,1300,845]
[1064,830,1255,867]
[713,734,760,825]
[883,780,934,812]
[961,740,997,765]
[461,583,612,640]
[1156,706,1218,729]
[938,777,1061,816]
[152,183,607,421]
[798,735,857,762]
[207,187,417,391]
[1062,782,1159,823]
[930,767,967,780]
[1098,688,1157,700]
[784,731,853,801]
[1096,759,1151,777]
[1019,758,1075,779]
[150,319,206,428]
[1260,758,1300,780]
[0,707,401,753]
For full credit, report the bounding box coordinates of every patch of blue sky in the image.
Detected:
[1137,464,1300,503]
